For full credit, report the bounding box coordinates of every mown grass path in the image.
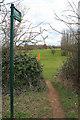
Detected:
[31,48,67,80]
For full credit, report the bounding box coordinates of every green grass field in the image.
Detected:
[31,48,67,80]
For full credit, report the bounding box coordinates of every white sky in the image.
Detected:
[3,0,79,45]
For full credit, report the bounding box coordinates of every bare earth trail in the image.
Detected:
[46,81,65,118]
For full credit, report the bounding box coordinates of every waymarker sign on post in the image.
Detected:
[14,7,22,22]
[10,4,22,118]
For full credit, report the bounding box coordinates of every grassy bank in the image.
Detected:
[3,89,53,118]
[51,81,78,118]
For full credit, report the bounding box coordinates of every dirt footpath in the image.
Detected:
[46,81,65,118]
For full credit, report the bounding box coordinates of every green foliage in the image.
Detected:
[5,111,32,118]
[65,112,78,118]
[2,48,46,93]
[61,53,78,89]
[61,50,68,56]
[0,115,2,120]
[51,81,60,88]
[13,52,46,90]
[3,90,53,118]
[51,81,78,118]
[2,47,10,91]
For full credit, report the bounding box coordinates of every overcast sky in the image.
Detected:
[4,0,79,46]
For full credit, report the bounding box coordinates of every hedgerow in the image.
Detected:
[61,52,78,91]
[2,47,46,94]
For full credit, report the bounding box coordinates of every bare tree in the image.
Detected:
[61,29,78,52]
[0,2,48,51]
[49,0,78,52]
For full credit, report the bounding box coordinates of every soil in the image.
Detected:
[46,80,65,118]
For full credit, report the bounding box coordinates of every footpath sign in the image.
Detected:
[14,7,22,22]
[10,4,22,118]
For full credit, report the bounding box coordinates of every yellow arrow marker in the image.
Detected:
[21,16,22,20]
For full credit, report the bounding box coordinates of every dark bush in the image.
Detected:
[2,48,46,94]
[51,49,55,55]
[61,50,68,56]
[2,47,10,88]
[61,53,78,90]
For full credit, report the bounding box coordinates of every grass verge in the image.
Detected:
[51,81,78,118]
[2,89,53,118]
